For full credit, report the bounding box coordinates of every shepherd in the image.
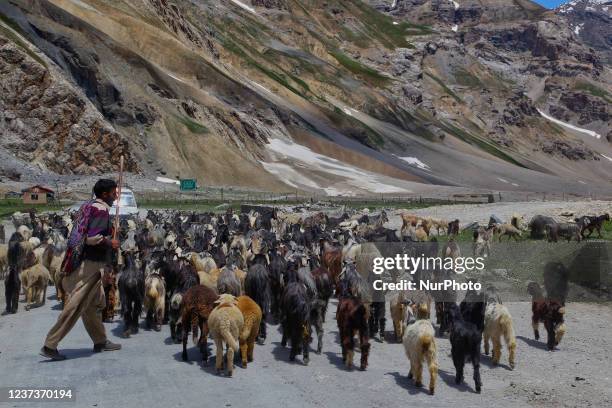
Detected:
[40,178,122,360]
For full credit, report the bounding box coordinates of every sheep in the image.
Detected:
[414,226,428,242]
[400,213,420,234]
[41,242,66,303]
[511,214,525,230]
[494,223,522,241]
[390,290,409,342]
[208,294,244,376]
[21,263,50,310]
[483,301,516,369]
[17,225,32,241]
[180,285,219,363]
[446,301,484,393]
[217,265,242,296]
[529,215,556,239]
[244,264,270,343]
[336,295,370,371]
[236,295,262,368]
[546,223,581,242]
[144,273,166,331]
[403,303,438,395]
[431,218,449,236]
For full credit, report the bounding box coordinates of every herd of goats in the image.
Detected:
[0,206,610,395]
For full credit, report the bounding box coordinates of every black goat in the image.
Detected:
[310,266,333,322]
[280,282,312,365]
[245,264,270,343]
[576,214,610,239]
[118,252,145,337]
[4,232,25,314]
[269,250,286,320]
[446,302,484,393]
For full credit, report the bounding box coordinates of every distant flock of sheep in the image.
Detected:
[0,206,608,393]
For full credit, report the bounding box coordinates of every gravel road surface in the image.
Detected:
[0,283,610,408]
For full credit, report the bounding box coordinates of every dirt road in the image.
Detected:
[388,200,612,228]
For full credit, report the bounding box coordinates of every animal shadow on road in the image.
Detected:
[437,369,479,393]
[110,322,127,338]
[386,371,431,395]
[323,351,350,371]
[172,347,212,369]
[517,335,547,351]
[480,354,513,371]
[51,303,63,311]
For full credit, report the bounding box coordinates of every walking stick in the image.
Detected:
[113,155,124,255]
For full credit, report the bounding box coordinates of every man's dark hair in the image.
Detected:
[93,179,118,198]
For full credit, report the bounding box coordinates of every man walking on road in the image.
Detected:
[40,179,122,360]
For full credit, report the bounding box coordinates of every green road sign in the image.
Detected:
[180,179,197,191]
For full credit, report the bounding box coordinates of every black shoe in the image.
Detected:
[40,346,67,361]
[93,340,122,352]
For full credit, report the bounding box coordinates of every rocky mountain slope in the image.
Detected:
[557,0,612,63]
[0,0,610,196]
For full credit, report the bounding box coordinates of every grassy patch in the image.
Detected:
[340,26,372,48]
[0,199,66,219]
[329,49,389,87]
[325,105,385,148]
[178,116,208,134]
[454,68,483,88]
[133,198,453,212]
[438,121,527,168]
[425,72,463,103]
[221,35,309,97]
[348,0,432,48]
[574,81,612,104]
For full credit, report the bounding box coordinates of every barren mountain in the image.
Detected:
[0,0,610,196]
[557,0,612,63]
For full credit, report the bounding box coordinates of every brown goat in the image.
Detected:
[527,282,566,351]
[337,296,370,370]
[181,285,219,363]
[236,295,262,368]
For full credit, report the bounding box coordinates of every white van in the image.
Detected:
[112,188,139,216]
[68,188,139,216]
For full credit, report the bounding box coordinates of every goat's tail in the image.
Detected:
[221,325,239,352]
[421,332,436,362]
